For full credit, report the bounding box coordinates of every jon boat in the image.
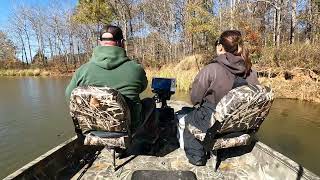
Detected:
[4,79,320,180]
[4,100,320,180]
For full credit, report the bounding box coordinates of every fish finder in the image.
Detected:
[151,77,177,140]
[151,77,176,108]
[151,77,176,93]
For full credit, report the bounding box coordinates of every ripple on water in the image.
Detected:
[0,78,320,178]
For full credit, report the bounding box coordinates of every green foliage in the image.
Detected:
[185,2,218,40]
[183,2,219,54]
[73,0,113,24]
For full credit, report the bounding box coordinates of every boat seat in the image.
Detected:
[83,131,129,149]
[69,86,131,168]
[187,84,274,151]
[89,131,128,138]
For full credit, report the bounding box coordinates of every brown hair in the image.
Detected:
[216,30,252,76]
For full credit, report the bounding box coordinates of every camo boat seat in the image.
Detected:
[188,84,274,150]
[69,86,131,150]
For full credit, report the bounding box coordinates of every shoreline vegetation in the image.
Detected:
[1,54,320,103]
[144,57,320,103]
[1,0,319,102]
[0,69,51,77]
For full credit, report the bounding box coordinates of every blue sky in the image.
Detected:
[0,0,78,61]
[0,0,77,29]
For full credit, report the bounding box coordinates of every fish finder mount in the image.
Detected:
[151,77,176,108]
[151,77,177,139]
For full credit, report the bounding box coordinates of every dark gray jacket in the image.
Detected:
[190,52,259,106]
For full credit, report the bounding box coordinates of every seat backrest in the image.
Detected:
[213,84,274,134]
[69,86,131,134]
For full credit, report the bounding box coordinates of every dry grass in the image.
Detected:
[260,71,320,102]
[18,70,26,76]
[26,70,34,76]
[41,71,50,76]
[173,54,206,71]
[256,44,320,70]
[33,69,41,76]
[0,69,49,77]
[147,55,320,103]
[146,55,201,92]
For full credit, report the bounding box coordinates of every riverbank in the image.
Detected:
[145,56,320,103]
[0,69,72,77]
[147,68,320,103]
[258,68,320,102]
[1,56,320,103]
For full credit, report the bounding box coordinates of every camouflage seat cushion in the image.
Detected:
[84,132,129,148]
[69,86,131,147]
[213,134,252,149]
[189,84,274,150]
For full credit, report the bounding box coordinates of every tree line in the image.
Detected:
[0,0,319,71]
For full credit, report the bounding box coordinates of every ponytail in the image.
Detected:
[218,30,252,77]
[241,47,252,77]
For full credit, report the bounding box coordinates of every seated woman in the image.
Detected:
[183,30,260,165]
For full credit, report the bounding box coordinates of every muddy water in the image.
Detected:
[0,77,319,178]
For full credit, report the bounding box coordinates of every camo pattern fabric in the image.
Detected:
[69,86,131,134]
[83,132,128,148]
[213,134,251,149]
[187,84,273,149]
[187,124,206,141]
[214,84,274,134]
[186,124,252,150]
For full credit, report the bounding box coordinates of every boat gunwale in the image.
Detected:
[255,142,319,179]
[3,136,78,180]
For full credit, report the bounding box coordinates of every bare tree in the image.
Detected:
[290,0,297,44]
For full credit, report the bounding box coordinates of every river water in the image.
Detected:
[0,77,319,178]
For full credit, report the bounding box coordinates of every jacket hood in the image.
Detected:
[215,52,246,75]
[90,46,130,70]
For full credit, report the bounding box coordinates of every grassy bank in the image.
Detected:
[0,69,57,77]
[146,55,320,103]
[259,69,320,102]
[2,54,320,103]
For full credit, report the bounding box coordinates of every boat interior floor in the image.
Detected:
[70,136,312,180]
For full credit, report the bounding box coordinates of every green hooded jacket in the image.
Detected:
[65,46,148,130]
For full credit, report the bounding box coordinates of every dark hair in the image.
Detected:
[100,25,124,41]
[216,30,252,76]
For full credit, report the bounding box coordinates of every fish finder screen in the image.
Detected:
[151,77,176,92]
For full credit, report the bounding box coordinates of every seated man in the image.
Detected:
[65,25,153,134]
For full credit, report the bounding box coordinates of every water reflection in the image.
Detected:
[258,99,320,175]
[0,77,319,178]
[0,77,74,178]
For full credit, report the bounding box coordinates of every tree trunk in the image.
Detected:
[290,0,297,44]
[276,7,281,48]
[18,31,28,65]
[306,0,313,43]
[48,37,54,59]
[77,42,80,66]
[273,2,281,67]
[273,8,277,46]
[23,25,32,64]
[230,0,235,29]
[219,0,222,32]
